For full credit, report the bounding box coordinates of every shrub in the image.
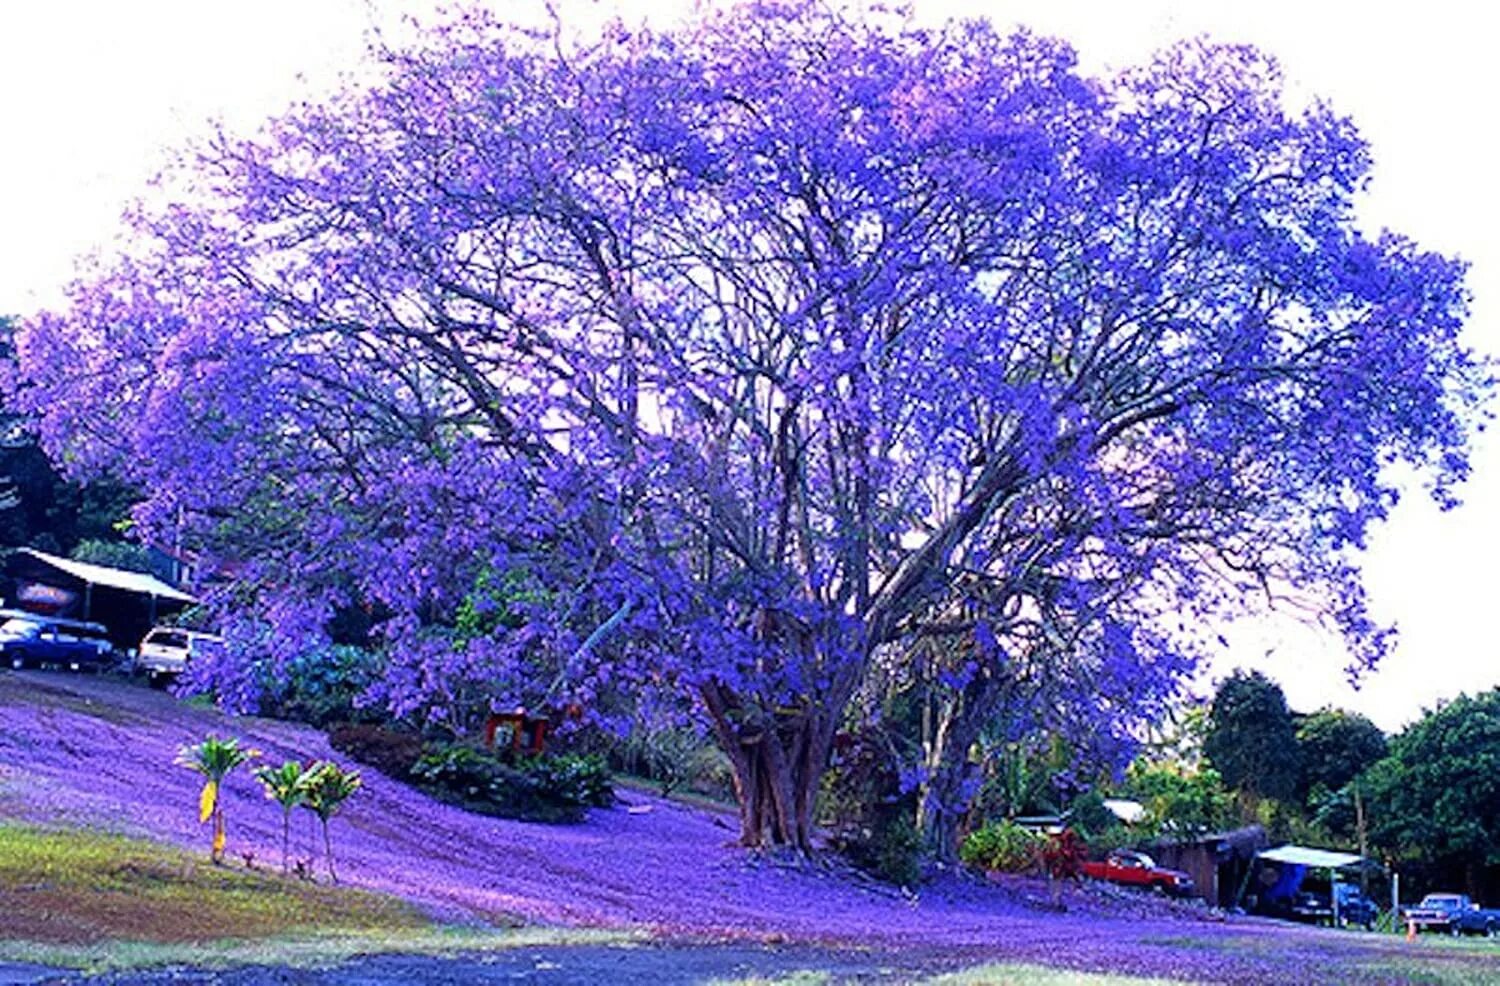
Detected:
[842,815,924,888]
[527,753,615,809]
[409,745,613,823]
[1040,828,1088,881]
[328,723,427,779]
[615,726,735,800]
[959,819,1042,873]
[263,646,384,727]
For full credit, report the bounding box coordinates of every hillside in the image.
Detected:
[8,671,1500,986]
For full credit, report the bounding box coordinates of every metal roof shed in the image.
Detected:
[6,548,196,647]
[1256,846,1365,869]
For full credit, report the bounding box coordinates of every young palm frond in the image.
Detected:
[299,761,362,883]
[253,760,307,875]
[175,735,258,863]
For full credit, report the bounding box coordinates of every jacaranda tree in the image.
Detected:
[10,2,1485,852]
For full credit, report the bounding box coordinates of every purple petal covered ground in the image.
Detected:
[2,673,1491,984]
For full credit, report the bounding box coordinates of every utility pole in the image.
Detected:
[1354,783,1369,897]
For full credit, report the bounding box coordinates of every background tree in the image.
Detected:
[9,1,1485,852]
[0,317,139,559]
[1124,760,1236,838]
[1203,670,1302,813]
[1361,690,1500,898]
[1294,707,1386,806]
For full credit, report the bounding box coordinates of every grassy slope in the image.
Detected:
[0,824,625,972]
[0,824,428,945]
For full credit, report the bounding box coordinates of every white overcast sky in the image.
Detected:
[1,1,1496,732]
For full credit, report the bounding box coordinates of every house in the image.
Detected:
[1148,825,1268,907]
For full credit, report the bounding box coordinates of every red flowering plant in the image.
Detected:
[1040,828,1089,907]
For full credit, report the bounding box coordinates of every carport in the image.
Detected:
[1239,844,1375,923]
[5,548,196,649]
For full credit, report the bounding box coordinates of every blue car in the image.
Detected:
[0,613,115,670]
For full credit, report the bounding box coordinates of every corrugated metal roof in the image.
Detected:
[18,548,197,604]
[1257,845,1364,869]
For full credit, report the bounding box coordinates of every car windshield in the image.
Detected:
[1419,895,1463,907]
[0,618,41,640]
[146,630,189,648]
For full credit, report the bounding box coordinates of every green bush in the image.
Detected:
[842,815,925,888]
[615,726,735,800]
[959,819,1042,873]
[526,753,615,809]
[409,745,613,823]
[264,646,384,727]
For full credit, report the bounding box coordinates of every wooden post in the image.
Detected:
[1354,783,1369,897]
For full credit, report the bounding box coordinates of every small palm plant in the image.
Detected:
[253,760,307,874]
[175,735,258,864]
[299,760,362,883]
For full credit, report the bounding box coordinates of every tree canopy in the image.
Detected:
[1363,690,1500,876]
[1295,707,1386,803]
[1204,670,1302,807]
[8,1,1485,849]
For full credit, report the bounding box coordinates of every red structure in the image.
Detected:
[483,711,551,756]
[481,703,586,757]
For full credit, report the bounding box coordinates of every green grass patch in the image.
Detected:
[705,974,832,986]
[613,773,738,813]
[0,925,635,975]
[1361,949,1500,986]
[710,967,1199,986]
[0,823,428,949]
[0,822,639,972]
[923,965,1199,986]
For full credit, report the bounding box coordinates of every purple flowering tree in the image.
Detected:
[10,2,1484,852]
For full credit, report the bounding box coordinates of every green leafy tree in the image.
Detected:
[1294,707,1386,805]
[175,736,258,863]
[1203,670,1302,812]
[1125,760,1236,838]
[1361,690,1500,893]
[0,315,138,554]
[69,538,165,576]
[254,760,308,874]
[300,761,363,883]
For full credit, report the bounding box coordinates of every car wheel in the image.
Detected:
[9,651,28,670]
[1449,922,1462,938]
[1486,922,1497,940]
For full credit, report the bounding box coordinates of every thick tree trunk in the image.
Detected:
[917,713,986,862]
[915,663,1012,862]
[701,680,835,853]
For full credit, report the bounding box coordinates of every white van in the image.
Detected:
[135,627,224,679]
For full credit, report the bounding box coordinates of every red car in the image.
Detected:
[1082,850,1196,897]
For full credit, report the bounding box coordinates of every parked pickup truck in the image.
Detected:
[1401,894,1500,937]
[1081,850,1196,897]
[1291,885,1379,929]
